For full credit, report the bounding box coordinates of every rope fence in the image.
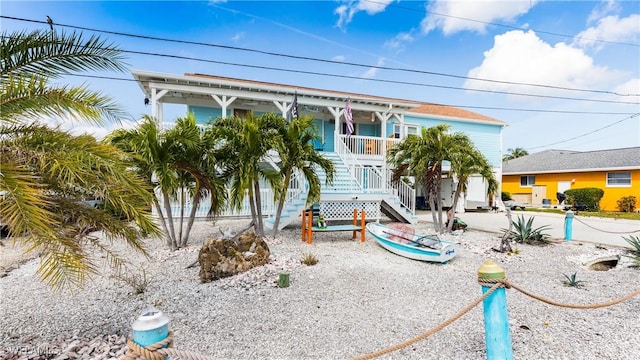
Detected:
[573,215,640,234]
[119,277,640,360]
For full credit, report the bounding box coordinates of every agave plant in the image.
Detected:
[622,235,640,266]
[562,272,585,288]
[503,215,551,244]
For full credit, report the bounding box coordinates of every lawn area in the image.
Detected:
[524,207,640,220]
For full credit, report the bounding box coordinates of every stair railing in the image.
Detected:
[334,136,385,192]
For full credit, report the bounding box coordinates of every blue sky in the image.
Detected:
[2,0,639,154]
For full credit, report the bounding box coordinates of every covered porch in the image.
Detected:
[132,70,418,164]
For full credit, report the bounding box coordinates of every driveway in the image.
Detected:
[416,210,640,249]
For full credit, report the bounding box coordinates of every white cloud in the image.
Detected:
[332,55,346,62]
[361,57,385,79]
[613,78,640,97]
[464,30,623,98]
[587,0,620,24]
[335,0,393,29]
[573,14,640,50]
[421,0,537,35]
[383,30,415,53]
[231,32,245,41]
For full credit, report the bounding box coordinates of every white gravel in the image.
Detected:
[1,218,639,360]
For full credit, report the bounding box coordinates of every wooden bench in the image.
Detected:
[301,209,366,244]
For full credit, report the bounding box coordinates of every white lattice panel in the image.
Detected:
[319,201,381,221]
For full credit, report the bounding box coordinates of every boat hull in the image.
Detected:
[366,223,459,263]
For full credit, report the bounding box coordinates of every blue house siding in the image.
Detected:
[404,115,503,167]
[188,105,228,124]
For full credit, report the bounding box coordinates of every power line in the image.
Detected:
[367,0,640,48]
[2,15,639,98]
[113,47,640,105]
[527,113,640,150]
[66,73,638,116]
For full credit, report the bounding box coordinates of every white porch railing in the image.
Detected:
[339,134,401,160]
[152,170,307,219]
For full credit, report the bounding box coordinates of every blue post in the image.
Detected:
[478,260,513,360]
[564,210,574,241]
[132,307,170,358]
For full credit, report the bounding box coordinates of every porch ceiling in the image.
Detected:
[131,70,420,114]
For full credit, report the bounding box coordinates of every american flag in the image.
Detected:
[289,92,298,120]
[345,99,353,138]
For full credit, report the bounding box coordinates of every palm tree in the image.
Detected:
[212,112,283,237]
[387,124,463,233]
[271,115,335,237]
[108,114,226,249]
[447,145,498,233]
[503,147,529,161]
[0,29,158,290]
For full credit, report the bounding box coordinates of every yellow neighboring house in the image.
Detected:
[502,147,640,211]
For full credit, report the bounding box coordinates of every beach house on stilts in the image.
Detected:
[132,70,507,230]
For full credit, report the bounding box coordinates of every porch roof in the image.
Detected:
[132,70,418,114]
[132,70,505,124]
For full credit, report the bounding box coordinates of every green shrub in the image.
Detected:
[501,191,512,201]
[564,188,604,211]
[617,196,637,213]
[503,215,551,244]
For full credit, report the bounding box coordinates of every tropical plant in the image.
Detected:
[388,124,491,233]
[270,115,335,237]
[623,235,640,266]
[447,145,497,233]
[504,215,551,244]
[211,112,283,237]
[301,252,319,266]
[0,29,159,290]
[502,147,529,161]
[617,196,637,213]
[562,272,585,288]
[108,114,226,249]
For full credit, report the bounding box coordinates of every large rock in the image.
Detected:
[199,231,270,282]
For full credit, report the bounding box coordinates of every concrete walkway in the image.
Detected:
[416,210,640,249]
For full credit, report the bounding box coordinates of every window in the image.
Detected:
[607,172,631,187]
[520,175,535,187]
[233,109,249,118]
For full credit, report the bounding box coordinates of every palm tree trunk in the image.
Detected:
[178,186,185,247]
[253,179,264,237]
[152,199,173,247]
[247,187,259,236]
[180,191,202,248]
[447,179,465,233]
[272,169,292,238]
[162,191,178,249]
[435,167,444,233]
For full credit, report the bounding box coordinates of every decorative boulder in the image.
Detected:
[199,231,270,282]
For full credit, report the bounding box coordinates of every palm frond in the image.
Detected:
[1,30,126,79]
[1,74,128,124]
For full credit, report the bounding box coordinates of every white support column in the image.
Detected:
[273,101,289,118]
[151,89,168,123]
[327,107,343,149]
[212,95,237,118]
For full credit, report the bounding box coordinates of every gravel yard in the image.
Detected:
[1,218,639,360]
